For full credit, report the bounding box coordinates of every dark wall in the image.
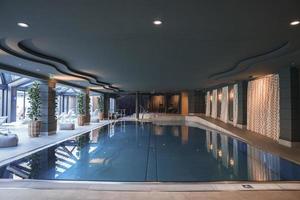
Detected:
[188,90,205,114]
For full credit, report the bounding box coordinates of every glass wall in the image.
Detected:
[109,98,115,113]
[16,91,29,121]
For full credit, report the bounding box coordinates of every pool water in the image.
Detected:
[1,121,300,182]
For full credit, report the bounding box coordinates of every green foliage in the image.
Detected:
[97,95,104,112]
[27,81,41,121]
[77,93,85,115]
[86,95,90,114]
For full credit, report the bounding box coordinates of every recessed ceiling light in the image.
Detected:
[17,22,29,28]
[290,20,300,26]
[153,20,162,25]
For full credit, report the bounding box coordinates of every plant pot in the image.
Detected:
[28,121,42,137]
[98,112,104,120]
[85,114,90,125]
[78,115,85,126]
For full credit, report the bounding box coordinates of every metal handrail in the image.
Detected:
[139,105,147,120]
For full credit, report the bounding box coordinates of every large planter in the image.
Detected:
[78,115,85,126]
[85,114,90,125]
[28,121,42,137]
[99,112,104,120]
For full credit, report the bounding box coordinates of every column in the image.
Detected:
[135,92,139,119]
[237,81,247,127]
[181,91,189,115]
[103,93,110,119]
[279,67,300,147]
[7,86,17,122]
[84,89,90,125]
[40,79,57,135]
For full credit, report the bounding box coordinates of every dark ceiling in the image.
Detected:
[0,0,300,92]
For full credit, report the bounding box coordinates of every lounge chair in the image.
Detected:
[91,109,99,123]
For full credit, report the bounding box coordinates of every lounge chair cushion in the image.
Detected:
[59,123,75,130]
[0,134,18,148]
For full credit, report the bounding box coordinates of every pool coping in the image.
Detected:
[0,179,300,192]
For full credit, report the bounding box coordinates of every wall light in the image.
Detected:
[210,95,213,101]
[230,90,234,99]
[229,158,235,166]
[218,93,222,101]
[209,144,213,150]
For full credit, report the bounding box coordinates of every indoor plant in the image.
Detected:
[85,95,91,125]
[77,93,85,126]
[27,81,42,137]
[98,95,104,120]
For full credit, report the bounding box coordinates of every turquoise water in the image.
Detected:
[1,121,300,181]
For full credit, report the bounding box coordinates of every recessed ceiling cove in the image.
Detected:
[0,0,300,92]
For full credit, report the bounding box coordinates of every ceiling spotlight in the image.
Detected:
[290,20,300,26]
[153,20,162,25]
[17,22,29,28]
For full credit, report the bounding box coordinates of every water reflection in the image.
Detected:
[204,130,281,181]
[1,122,300,181]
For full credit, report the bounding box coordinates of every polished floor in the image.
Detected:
[1,189,300,200]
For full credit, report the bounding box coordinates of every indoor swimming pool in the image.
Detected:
[1,121,300,182]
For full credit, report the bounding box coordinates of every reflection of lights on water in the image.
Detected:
[218,150,222,157]
[209,144,213,150]
[89,158,105,164]
[229,158,234,166]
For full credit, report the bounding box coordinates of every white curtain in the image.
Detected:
[220,86,229,123]
[233,84,238,126]
[205,91,211,117]
[247,74,280,141]
[211,89,218,119]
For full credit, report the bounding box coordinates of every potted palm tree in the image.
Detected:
[77,93,85,126]
[98,96,104,120]
[27,81,42,137]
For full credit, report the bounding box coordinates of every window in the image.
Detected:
[109,98,115,113]
[16,90,29,121]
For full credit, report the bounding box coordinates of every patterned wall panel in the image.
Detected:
[247,74,280,141]
[211,89,218,119]
[233,84,238,126]
[205,91,211,116]
[220,86,229,123]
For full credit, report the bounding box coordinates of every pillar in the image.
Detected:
[7,86,17,122]
[103,93,110,118]
[84,89,90,125]
[181,91,189,115]
[236,81,247,127]
[40,79,57,135]
[135,92,139,119]
[279,67,300,147]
